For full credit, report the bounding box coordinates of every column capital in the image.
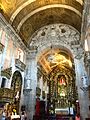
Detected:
[23,89,32,96]
[26,50,37,60]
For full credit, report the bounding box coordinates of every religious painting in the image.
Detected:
[58,76,67,97]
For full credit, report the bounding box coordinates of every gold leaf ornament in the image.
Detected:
[1,0,16,12]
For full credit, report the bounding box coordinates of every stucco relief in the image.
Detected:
[30,24,84,59]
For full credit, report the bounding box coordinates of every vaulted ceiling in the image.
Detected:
[1,0,84,46]
[0,0,84,88]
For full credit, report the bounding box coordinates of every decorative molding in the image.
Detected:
[15,59,26,71]
[30,24,84,60]
[0,88,14,102]
[10,0,82,24]
[1,67,12,79]
[10,0,36,22]
[17,4,82,32]
[23,88,32,96]
[80,86,88,92]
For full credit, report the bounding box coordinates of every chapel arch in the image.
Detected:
[37,45,77,109]
[11,70,22,114]
[29,23,85,116]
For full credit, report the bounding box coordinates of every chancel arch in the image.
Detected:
[27,23,89,118]
[11,71,22,114]
[0,0,90,120]
[30,24,83,60]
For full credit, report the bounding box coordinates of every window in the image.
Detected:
[1,78,6,88]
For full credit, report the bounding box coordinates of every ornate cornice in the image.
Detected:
[1,67,12,79]
[15,59,26,71]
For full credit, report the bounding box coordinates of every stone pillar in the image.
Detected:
[74,57,89,120]
[82,0,90,79]
[24,51,37,120]
[84,52,90,117]
[81,0,90,118]
[85,52,90,81]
